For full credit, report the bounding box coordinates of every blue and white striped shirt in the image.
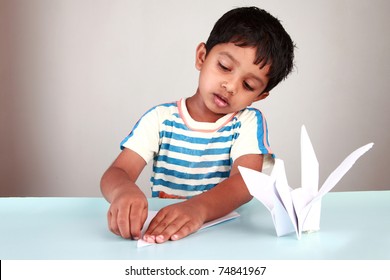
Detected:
[121,98,273,198]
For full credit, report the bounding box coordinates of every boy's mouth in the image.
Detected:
[213,93,229,108]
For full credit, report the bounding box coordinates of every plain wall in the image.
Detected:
[1,0,389,197]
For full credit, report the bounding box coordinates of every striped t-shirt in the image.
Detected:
[121,98,274,198]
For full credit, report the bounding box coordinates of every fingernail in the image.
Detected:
[156,235,164,242]
[171,234,179,241]
[144,235,155,243]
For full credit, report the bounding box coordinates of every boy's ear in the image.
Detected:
[195,42,207,70]
[254,92,269,102]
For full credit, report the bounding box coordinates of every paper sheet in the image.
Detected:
[137,210,240,247]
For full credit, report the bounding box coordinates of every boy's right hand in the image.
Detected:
[107,186,148,240]
[101,148,149,240]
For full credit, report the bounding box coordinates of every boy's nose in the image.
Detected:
[221,81,236,95]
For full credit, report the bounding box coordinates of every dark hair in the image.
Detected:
[205,6,295,93]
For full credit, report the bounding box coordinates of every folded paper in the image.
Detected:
[239,125,373,239]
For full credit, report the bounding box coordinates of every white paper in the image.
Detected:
[301,125,319,198]
[137,210,240,247]
[239,125,373,239]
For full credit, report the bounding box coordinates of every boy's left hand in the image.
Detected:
[142,200,206,243]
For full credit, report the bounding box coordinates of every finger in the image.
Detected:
[141,207,148,225]
[154,220,183,243]
[140,207,148,231]
[116,206,131,239]
[170,221,199,241]
[108,207,120,236]
[143,211,173,242]
[156,218,199,243]
[129,203,147,240]
[145,212,169,235]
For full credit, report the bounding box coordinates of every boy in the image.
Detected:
[100,6,295,243]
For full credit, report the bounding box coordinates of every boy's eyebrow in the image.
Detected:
[219,51,240,65]
[219,51,266,86]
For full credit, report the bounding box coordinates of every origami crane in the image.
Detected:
[238,125,373,239]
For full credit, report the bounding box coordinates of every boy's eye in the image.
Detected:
[218,62,230,71]
[243,81,254,91]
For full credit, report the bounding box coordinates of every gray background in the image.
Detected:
[1,0,389,197]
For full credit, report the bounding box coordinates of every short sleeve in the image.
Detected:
[120,107,160,163]
[230,108,275,169]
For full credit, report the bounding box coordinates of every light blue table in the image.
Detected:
[0,191,389,260]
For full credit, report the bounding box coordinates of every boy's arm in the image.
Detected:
[100,148,148,240]
[143,153,263,243]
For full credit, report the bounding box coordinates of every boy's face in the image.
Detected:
[195,42,270,116]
